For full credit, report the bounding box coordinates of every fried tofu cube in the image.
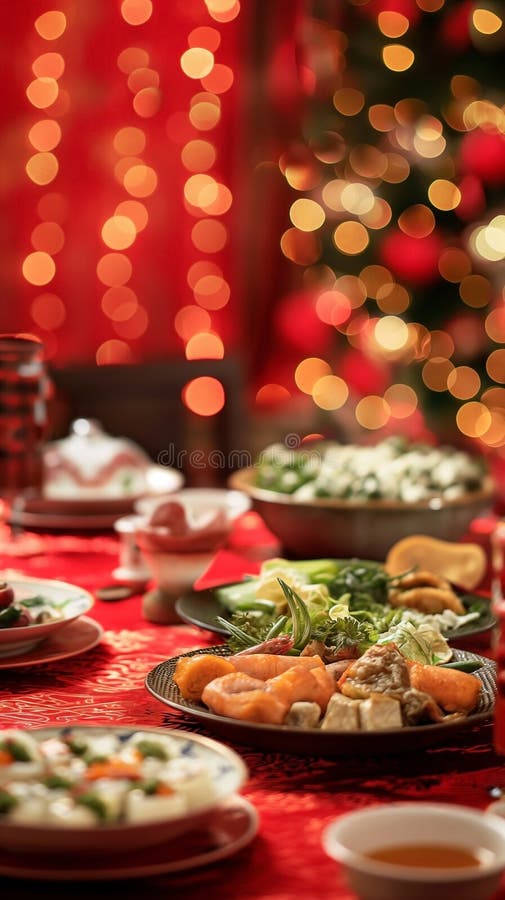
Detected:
[320,693,361,731]
[358,693,402,731]
[285,702,322,728]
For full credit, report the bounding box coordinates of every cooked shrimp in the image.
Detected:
[232,653,324,680]
[201,672,288,724]
[409,662,481,714]
[234,635,294,656]
[265,666,334,713]
[390,586,465,615]
[173,654,236,702]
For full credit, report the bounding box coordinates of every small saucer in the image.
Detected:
[0,616,103,670]
[0,795,258,880]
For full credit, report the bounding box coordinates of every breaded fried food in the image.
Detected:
[339,643,410,699]
[409,662,481,713]
[173,653,236,702]
[389,586,465,615]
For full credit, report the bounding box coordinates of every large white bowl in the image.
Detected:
[229,468,494,561]
[0,576,94,658]
[322,802,505,900]
[0,725,248,856]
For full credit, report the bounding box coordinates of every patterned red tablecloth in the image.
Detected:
[1,514,505,900]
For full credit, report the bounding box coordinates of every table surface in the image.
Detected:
[1,513,505,900]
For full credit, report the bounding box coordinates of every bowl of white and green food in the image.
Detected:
[0,576,94,657]
[229,437,494,560]
[0,725,248,855]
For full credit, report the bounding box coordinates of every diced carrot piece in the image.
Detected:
[85,759,141,780]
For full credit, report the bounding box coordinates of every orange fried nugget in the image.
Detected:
[173,653,236,702]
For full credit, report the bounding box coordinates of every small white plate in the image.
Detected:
[0,795,258,880]
[0,615,103,670]
[0,576,94,657]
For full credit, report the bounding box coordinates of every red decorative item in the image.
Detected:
[456,175,486,222]
[379,230,444,286]
[437,0,472,52]
[358,0,421,26]
[340,349,390,397]
[0,334,49,497]
[459,130,505,187]
[446,313,487,359]
[273,290,332,353]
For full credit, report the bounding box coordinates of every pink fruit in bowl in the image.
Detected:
[137,501,230,554]
[0,582,15,609]
[12,609,34,627]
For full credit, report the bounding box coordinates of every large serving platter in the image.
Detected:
[145,646,496,758]
[175,582,495,643]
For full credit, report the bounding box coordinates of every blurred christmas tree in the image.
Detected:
[274,0,505,454]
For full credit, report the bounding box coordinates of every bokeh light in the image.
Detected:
[183,376,225,415]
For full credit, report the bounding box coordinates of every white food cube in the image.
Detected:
[320,694,361,731]
[125,788,187,823]
[359,694,402,731]
[47,797,99,826]
[285,702,321,728]
[162,758,217,810]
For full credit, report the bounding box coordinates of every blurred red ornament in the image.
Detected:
[359,0,421,25]
[456,175,486,221]
[437,0,472,52]
[274,290,332,353]
[459,131,505,186]
[446,313,487,359]
[340,349,390,396]
[379,230,444,285]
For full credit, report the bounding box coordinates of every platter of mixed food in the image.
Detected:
[146,640,495,757]
[151,549,496,756]
[176,553,494,644]
[0,725,247,855]
[0,576,94,657]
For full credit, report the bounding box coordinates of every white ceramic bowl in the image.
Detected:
[0,576,94,658]
[322,802,505,900]
[0,725,248,856]
[135,488,251,524]
[133,488,251,593]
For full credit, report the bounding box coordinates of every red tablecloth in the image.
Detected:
[1,515,505,899]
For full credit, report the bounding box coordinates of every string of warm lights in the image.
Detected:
[23,8,69,361]
[177,0,239,417]
[275,0,505,447]
[96,0,157,365]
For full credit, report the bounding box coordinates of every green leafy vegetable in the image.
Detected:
[0,606,22,628]
[311,614,375,655]
[0,789,16,814]
[277,579,312,650]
